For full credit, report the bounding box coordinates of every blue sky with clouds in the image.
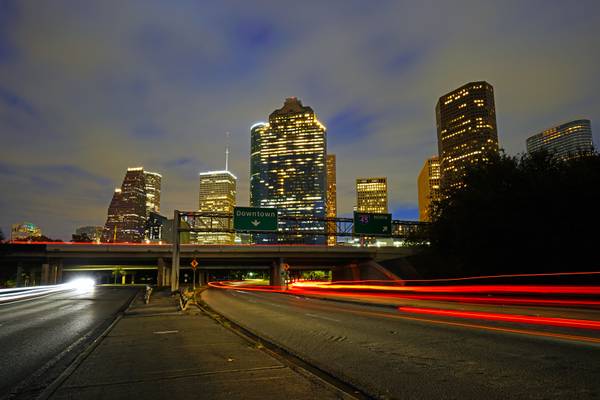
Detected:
[1,0,599,239]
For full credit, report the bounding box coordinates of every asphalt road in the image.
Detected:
[203,288,600,400]
[0,286,137,399]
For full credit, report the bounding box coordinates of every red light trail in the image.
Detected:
[397,306,600,331]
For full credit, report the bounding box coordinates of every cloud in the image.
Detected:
[1,0,599,239]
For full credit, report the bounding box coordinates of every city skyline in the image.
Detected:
[1,2,600,240]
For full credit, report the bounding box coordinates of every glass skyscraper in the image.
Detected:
[250,97,327,244]
[436,81,499,191]
[526,119,593,160]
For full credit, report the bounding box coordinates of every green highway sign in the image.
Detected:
[353,212,392,236]
[234,207,278,232]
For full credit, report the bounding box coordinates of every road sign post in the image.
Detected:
[190,259,198,290]
[353,212,392,236]
[234,207,278,231]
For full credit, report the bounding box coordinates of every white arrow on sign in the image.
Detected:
[382,226,388,232]
[251,219,261,227]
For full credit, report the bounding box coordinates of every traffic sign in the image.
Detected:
[234,207,278,231]
[190,259,198,270]
[353,212,392,236]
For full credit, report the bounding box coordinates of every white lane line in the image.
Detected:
[305,313,341,323]
[153,330,179,335]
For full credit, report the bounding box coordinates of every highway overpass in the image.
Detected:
[0,243,419,287]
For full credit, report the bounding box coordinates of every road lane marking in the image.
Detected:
[153,330,179,335]
[305,313,341,322]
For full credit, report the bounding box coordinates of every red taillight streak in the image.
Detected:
[209,281,600,343]
[384,293,600,307]
[398,306,600,330]
[290,282,600,296]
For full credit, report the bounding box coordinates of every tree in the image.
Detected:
[428,151,600,276]
[72,233,93,242]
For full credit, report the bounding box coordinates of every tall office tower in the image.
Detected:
[144,171,162,215]
[194,170,237,244]
[526,119,594,160]
[11,222,42,241]
[436,81,499,191]
[102,167,147,243]
[356,177,388,214]
[250,97,327,244]
[417,156,441,222]
[326,154,337,246]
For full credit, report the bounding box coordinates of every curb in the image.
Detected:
[196,295,373,400]
[36,289,139,400]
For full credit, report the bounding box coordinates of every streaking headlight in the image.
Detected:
[66,278,95,291]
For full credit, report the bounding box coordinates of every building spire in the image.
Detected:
[225,131,230,171]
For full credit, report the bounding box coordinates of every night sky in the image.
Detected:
[1,1,599,240]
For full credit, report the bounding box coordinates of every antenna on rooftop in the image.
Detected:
[225,131,230,171]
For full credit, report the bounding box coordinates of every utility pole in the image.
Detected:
[171,210,180,292]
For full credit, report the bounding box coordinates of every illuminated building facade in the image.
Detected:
[526,119,593,160]
[326,154,337,246]
[417,156,441,222]
[436,81,499,191]
[250,97,327,244]
[11,222,42,241]
[102,167,147,243]
[144,171,162,215]
[356,177,388,214]
[194,170,236,244]
[145,212,167,242]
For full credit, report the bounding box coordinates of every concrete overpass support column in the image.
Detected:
[164,266,171,287]
[16,263,24,287]
[269,259,284,287]
[41,263,50,285]
[157,258,166,287]
[52,261,64,284]
[332,262,360,282]
[198,270,207,286]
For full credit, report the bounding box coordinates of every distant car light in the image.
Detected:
[66,278,95,291]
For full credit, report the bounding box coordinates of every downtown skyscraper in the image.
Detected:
[250,97,327,244]
[526,119,593,160]
[356,177,388,214]
[102,167,147,243]
[436,81,499,191]
[194,170,237,245]
[417,156,441,222]
[326,154,337,246]
[102,167,162,243]
[144,171,162,215]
